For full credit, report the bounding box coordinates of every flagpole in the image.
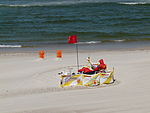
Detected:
[75,43,79,70]
[68,35,79,71]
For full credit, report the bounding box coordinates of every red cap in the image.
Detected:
[99,59,104,64]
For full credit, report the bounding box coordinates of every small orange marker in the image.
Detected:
[56,50,62,58]
[39,50,45,59]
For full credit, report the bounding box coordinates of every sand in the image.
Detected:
[0,49,150,113]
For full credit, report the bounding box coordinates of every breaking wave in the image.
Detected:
[83,38,150,44]
[0,45,22,48]
[78,41,101,44]
[0,0,101,7]
[0,1,149,7]
[73,38,150,45]
[119,2,150,5]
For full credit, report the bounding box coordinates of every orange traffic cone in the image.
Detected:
[39,50,45,59]
[56,50,62,58]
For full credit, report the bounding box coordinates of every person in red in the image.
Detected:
[78,67,93,74]
[92,59,107,71]
[78,59,107,74]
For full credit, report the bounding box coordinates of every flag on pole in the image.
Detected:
[68,35,77,44]
[68,35,79,70]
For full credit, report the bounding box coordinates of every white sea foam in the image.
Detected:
[86,41,101,44]
[78,41,101,44]
[0,45,22,48]
[119,2,148,5]
[0,1,149,7]
[113,39,125,42]
[0,0,100,7]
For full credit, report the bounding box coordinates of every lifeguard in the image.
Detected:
[78,59,107,74]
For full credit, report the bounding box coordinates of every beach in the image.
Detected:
[0,48,150,113]
[0,0,150,112]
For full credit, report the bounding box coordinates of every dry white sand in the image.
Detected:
[0,49,150,113]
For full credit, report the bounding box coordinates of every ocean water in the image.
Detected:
[0,0,150,48]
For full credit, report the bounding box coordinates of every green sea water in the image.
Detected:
[0,0,150,48]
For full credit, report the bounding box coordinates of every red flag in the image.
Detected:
[68,35,77,44]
